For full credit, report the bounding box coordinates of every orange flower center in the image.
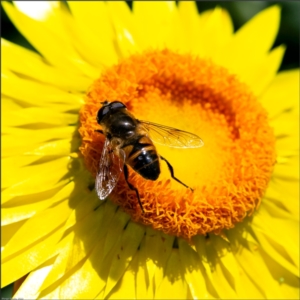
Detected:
[79,49,276,239]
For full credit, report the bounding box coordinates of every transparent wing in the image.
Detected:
[95,138,125,200]
[138,120,204,148]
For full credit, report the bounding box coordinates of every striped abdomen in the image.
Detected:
[124,136,160,180]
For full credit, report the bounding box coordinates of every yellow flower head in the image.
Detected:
[1,1,299,299]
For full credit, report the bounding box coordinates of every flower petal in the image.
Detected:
[1,157,75,204]
[256,245,300,298]
[220,5,281,79]
[67,1,119,67]
[265,177,299,218]
[271,111,299,141]
[1,223,63,287]
[226,228,284,299]
[137,228,174,299]
[2,188,76,260]
[38,201,109,298]
[2,180,78,225]
[103,222,145,298]
[106,251,139,299]
[1,96,22,111]
[1,74,83,109]
[2,1,99,78]
[13,257,55,299]
[133,1,182,51]
[178,239,208,299]
[253,207,299,273]
[194,236,237,298]
[40,204,123,299]
[1,39,91,92]
[273,156,299,180]
[244,45,286,96]
[107,1,141,57]
[259,69,299,117]
[154,250,188,299]
[1,220,27,249]
[178,1,201,52]
[2,126,76,142]
[196,7,234,58]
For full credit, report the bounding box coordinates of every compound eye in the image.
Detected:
[110,101,126,110]
[96,106,110,124]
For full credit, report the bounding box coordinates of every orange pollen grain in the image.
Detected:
[78,49,276,239]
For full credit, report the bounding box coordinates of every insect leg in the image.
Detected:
[95,129,104,134]
[160,155,194,192]
[123,165,145,213]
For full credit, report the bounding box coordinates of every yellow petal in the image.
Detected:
[244,45,286,96]
[259,69,299,117]
[1,220,27,248]
[2,139,77,159]
[262,196,298,221]
[221,5,281,80]
[1,158,74,204]
[106,251,138,299]
[194,236,237,298]
[275,135,299,158]
[2,107,77,126]
[137,228,174,299]
[265,178,299,217]
[154,249,188,299]
[3,124,79,154]
[178,1,200,52]
[2,180,78,225]
[178,239,208,299]
[2,39,91,92]
[107,1,141,57]
[257,245,300,298]
[54,255,99,299]
[2,155,41,176]
[134,251,149,299]
[39,201,107,294]
[2,2,99,78]
[196,7,234,59]
[270,111,299,140]
[103,222,145,298]
[62,192,103,231]
[67,1,119,67]
[13,1,59,21]
[13,257,56,299]
[1,74,83,108]
[1,225,63,287]
[2,198,57,225]
[210,235,248,298]
[133,1,181,51]
[40,204,122,299]
[1,96,22,111]
[273,156,299,180]
[2,126,76,142]
[253,208,299,273]
[227,230,284,299]
[2,191,74,260]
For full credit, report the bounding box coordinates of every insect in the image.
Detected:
[95,100,204,212]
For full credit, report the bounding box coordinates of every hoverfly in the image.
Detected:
[95,100,204,212]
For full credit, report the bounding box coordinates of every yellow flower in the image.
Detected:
[1,1,299,299]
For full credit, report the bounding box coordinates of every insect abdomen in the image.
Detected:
[125,137,160,181]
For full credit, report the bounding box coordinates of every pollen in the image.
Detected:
[79,49,276,239]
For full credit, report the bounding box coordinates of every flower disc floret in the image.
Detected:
[79,49,276,239]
